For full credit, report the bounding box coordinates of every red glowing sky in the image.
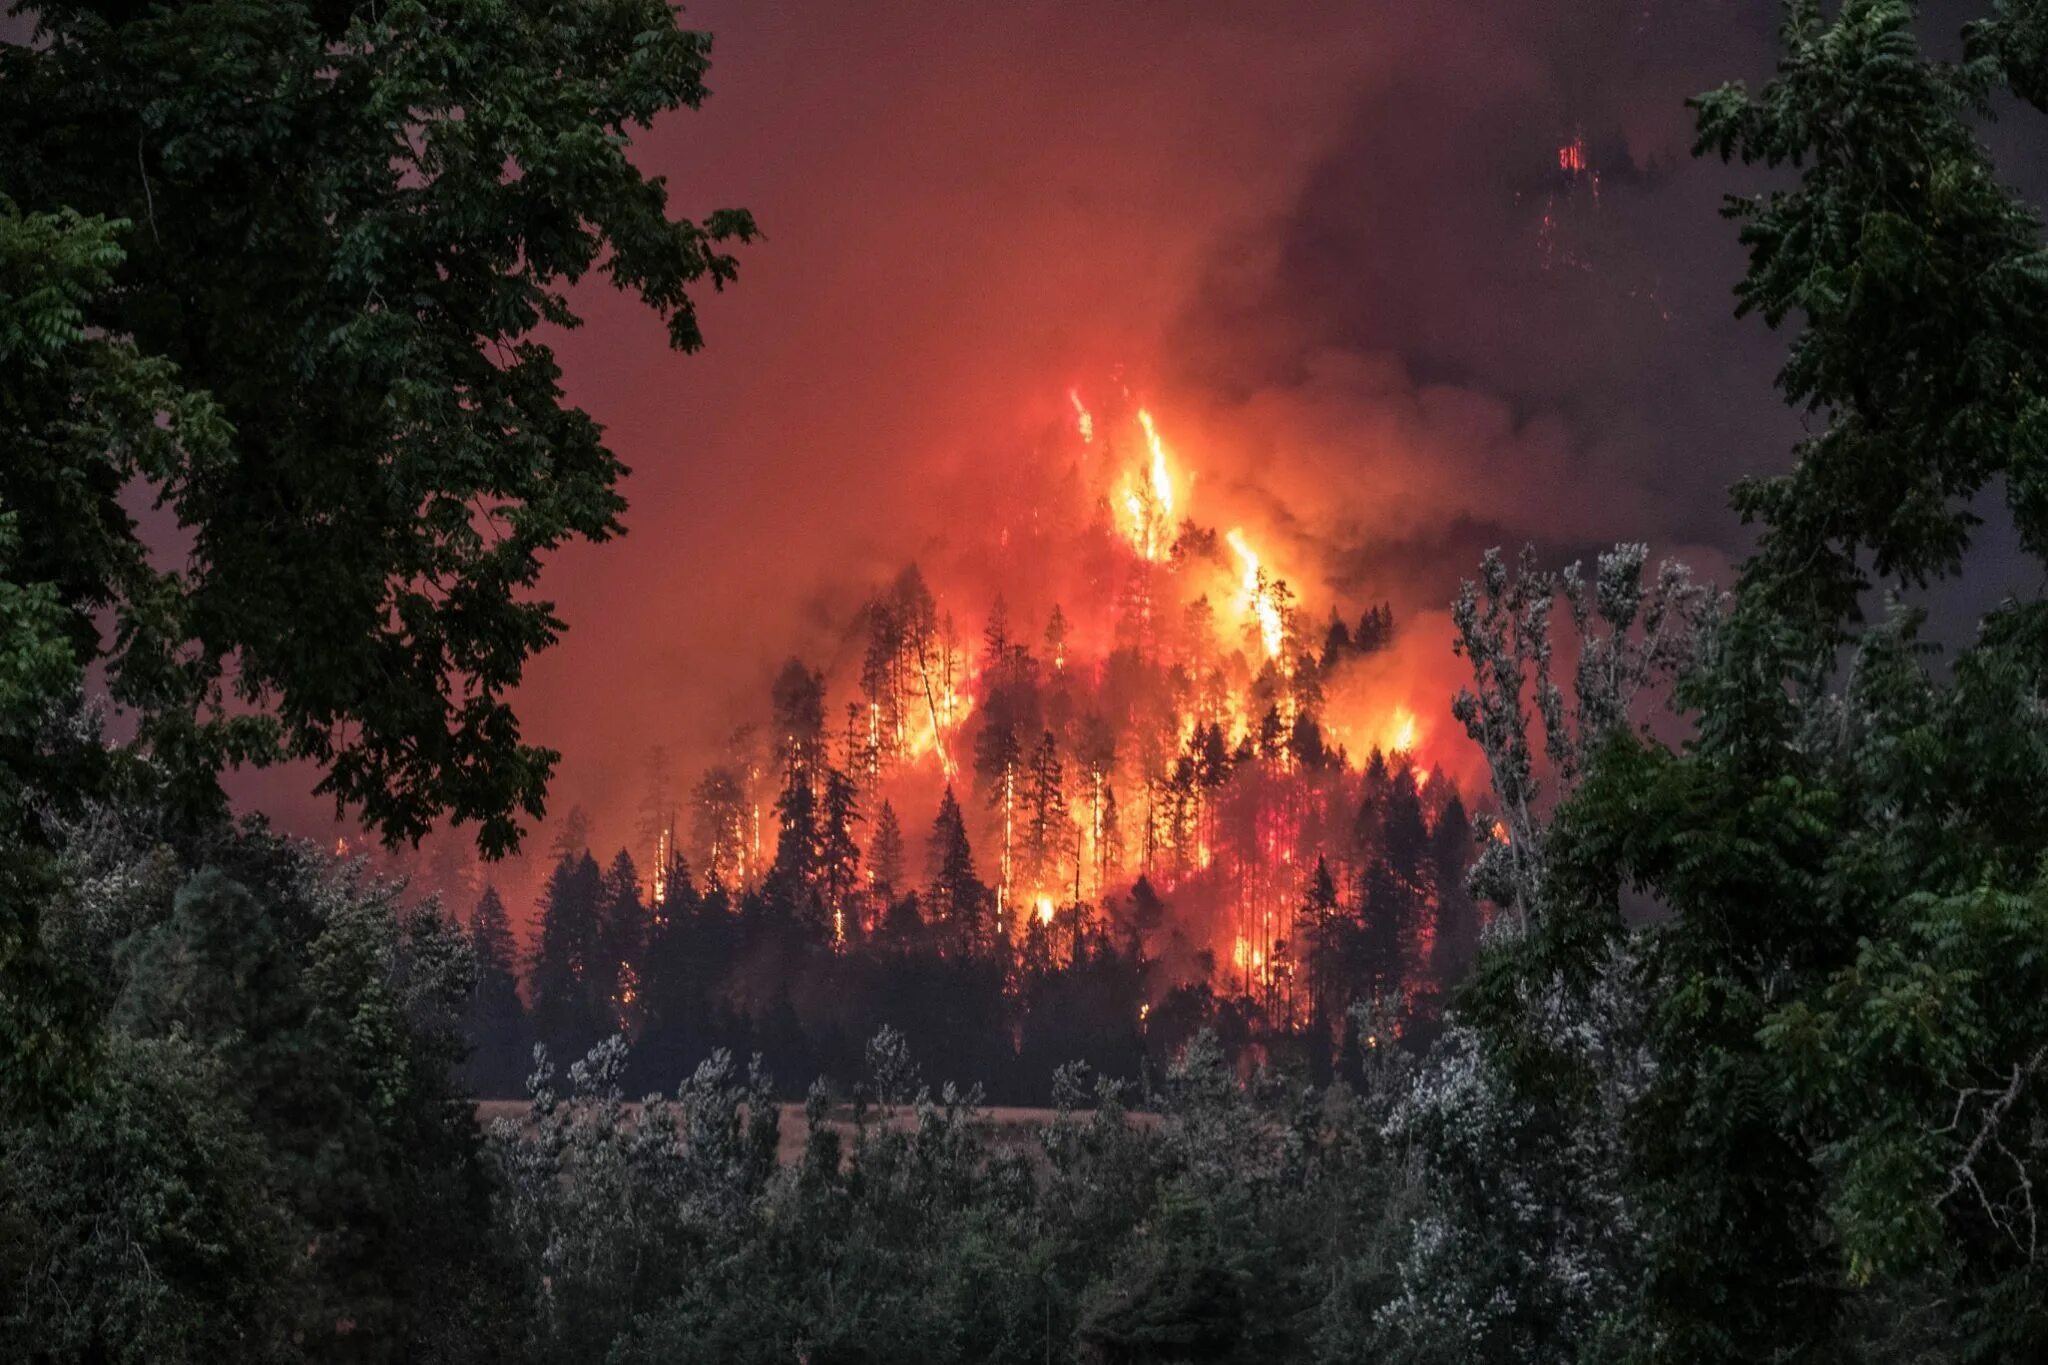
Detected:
[244,1,1825,852]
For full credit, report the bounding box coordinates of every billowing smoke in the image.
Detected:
[245,1,1803,910]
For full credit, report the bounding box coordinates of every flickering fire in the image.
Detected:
[1068,388,1093,444]
[1224,527,1285,661]
[669,383,1464,1018]
[1137,408,1174,517]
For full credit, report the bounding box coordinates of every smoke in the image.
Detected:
[239,1,1805,875]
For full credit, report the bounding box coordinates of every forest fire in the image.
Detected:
[637,385,1481,1040]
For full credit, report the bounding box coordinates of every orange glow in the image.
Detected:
[1137,408,1174,518]
[1114,408,1180,563]
[1225,528,1285,660]
[1068,387,1093,444]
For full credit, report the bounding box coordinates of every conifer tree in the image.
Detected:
[1045,603,1069,674]
[1024,729,1069,890]
[529,852,606,1060]
[817,767,864,938]
[766,773,821,921]
[692,765,750,889]
[1298,857,1343,1076]
[595,851,645,1029]
[635,745,676,884]
[926,786,989,955]
[1427,793,1480,992]
[770,658,827,784]
[1322,612,1354,667]
[465,885,528,1096]
[869,800,907,903]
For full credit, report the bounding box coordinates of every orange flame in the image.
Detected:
[1136,408,1173,517]
[1389,706,1417,754]
[1225,528,1284,660]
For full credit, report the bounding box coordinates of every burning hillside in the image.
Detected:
[646,384,1481,1039]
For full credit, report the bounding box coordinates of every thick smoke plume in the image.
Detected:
[249,1,1802,914]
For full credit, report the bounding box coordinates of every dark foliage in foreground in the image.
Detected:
[8,2,2048,1361]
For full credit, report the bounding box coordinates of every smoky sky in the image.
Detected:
[232,0,1981,853]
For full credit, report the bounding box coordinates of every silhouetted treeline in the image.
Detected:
[461,764,1482,1102]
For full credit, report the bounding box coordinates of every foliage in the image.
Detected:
[1447,3,2048,1358]
[1,818,515,1362]
[0,0,755,857]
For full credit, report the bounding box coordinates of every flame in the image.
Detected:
[1034,894,1055,926]
[1225,528,1285,660]
[1114,408,1179,562]
[1068,388,1094,444]
[1389,706,1417,754]
[1137,408,1173,517]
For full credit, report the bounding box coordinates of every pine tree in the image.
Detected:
[1024,728,1068,890]
[926,786,988,956]
[766,769,821,922]
[693,765,750,889]
[595,851,645,1031]
[1298,857,1343,1081]
[549,804,593,864]
[529,851,605,1059]
[1321,612,1354,667]
[817,767,864,940]
[464,885,528,1096]
[1045,602,1069,674]
[1287,713,1330,771]
[869,800,907,902]
[770,657,827,784]
[1427,793,1480,992]
[635,745,675,886]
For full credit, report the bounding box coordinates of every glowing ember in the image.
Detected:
[1068,387,1093,444]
